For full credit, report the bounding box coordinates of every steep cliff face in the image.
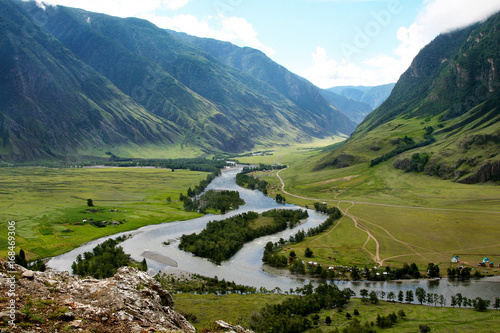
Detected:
[0,262,195,332]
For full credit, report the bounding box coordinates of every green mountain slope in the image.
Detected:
[0,0,181,162]
[166,30,356,134]
[317,13,500,183]
[22,2,355,154]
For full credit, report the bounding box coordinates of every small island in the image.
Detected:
[179,209,309,264]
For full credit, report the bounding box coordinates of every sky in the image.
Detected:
[34,0,500,88]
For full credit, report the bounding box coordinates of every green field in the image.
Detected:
[239,142,500,272]
[174,293,500,332]
[0,167,208,260]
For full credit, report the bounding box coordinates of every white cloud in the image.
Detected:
[50,0,273,56]
[394,0,500,71]
[55,0,190,17]
[301,47,382,88]
[302,0,500,87]
[143,14,275,56]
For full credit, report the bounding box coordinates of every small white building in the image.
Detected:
[451,256,459,263]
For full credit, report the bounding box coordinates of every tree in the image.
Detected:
[275,194,286,204]
[439,294,446,307]
[397,310,406,318]
[427,263,440,278]
[139,258,148,272]
[451,295,457,307]
[369,291,379,304]
[405,290,414,303]
[419,324,431,333]
[398,290,404,302]
[415,287,427,304]
[387,291,396,302]
[455,293,464,308]
[353,309,360,316]
[304,247,313,258]
[360,289,369,303]
[494,297,500,310]
[15,249,27,268]
[474,297,491,312]
[351,267,361,281]
[346,312,352,319]
[325,316,332,325]
[87,198,94,207]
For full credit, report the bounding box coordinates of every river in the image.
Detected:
[48,167,500,304]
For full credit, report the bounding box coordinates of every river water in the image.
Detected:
[48,167,500,304]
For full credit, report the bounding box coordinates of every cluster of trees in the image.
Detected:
[249,283,354,333]
[44,157,228,172]
[313,202,341,216]
[182,190,245,213]
[447,266,481,279]
[179,210,308,265]
[451,293,495,311]
[358,262,439,281]
[183,169,222,199]
[262,209,309,228]
[155,273,258,295]
[235,172,269,194]
[262,206,342,273]
[370,134,436,167]
[14,249,46,272]
[358,288,447,308]
[402,153,431,172]
[71,235,146,278]
[275,193,286,204]
[385,263,421,280]
[375,311,402,329]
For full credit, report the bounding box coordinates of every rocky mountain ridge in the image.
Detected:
[0,262,198,332]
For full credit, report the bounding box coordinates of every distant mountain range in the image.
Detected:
[325,84,396,110]
[317,12,500,183]
[1,0,360,162]
[168,30,393,125]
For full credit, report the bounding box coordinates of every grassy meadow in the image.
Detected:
[237,141,500,271]
[174,293,500,332]
[0,167,208,260]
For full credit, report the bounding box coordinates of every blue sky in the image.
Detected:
[37,0,500,88]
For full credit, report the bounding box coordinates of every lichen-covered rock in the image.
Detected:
[0,262,194,333]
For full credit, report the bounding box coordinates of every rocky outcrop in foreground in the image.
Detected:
[0,262,195,332]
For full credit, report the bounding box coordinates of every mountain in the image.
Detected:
[326,83,396,110]
[0,0,183,162]
[316,12,500,183]
[319,89,373,124]
[166,30,356,131]
[4,1,355,162]
[4,262,196,332]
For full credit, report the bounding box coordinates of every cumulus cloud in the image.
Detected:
[302,0,500,87]
[301,47,382,87]
[53,0,190,17]
[144,14,275,56]
[394,0,500,70]
[49,0,274,56]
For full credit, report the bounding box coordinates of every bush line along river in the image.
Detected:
[48,167,500,305]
